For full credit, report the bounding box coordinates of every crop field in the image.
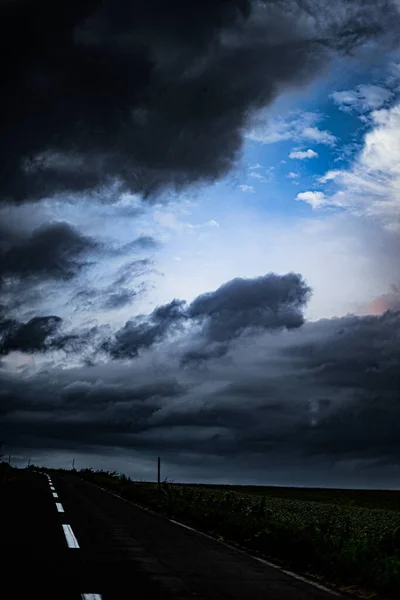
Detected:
[76,469,400,599]
[184,483,400,511]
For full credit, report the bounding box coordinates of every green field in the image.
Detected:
[75,469,400,599]
[183,482,400,511]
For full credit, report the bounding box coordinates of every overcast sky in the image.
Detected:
[1,0,400,488]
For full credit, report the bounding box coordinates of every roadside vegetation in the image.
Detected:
[0,461,13,482]
[0,443,13,482]
[76,468,400,599]
[9,464,399,598]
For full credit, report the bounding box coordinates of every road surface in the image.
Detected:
[1,470,341,599]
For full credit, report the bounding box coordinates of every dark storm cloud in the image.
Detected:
[282,311,400,392]
[0,221,96,284]
[1,0,398,202]
[277,311,400,461]
[177,272,311,365]
[139,312,400,469]
[101,289,137,310]
[106,299,187,358]
[179,343,232,368]
[143,311,400,464]
[117,236,159,254]
[2,308,400,485]
[7,271,310,357]
[50,323,113,358]
[0,366,185,448]
[106,273,310,358]
[60,378,185,409]
[72,286,137,312]
[188,272,311,341]
[0,315,62,355]
[2,272,400,485]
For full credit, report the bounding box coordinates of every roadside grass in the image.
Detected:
[0,461,14,482]
[78,469,400,599]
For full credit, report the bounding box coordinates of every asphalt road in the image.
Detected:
[1,470,342,600]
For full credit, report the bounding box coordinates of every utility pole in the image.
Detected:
[157,456,161,484]
[28,459,31,468]
[8,454,11,466]
[72,458,75,470]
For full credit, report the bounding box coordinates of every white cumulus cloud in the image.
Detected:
[239,184,255,193]
[208,219,220,228]
[316,102,400,229]
[249,172,265,180]
[331,84,394,114]
[289,149,318,160]
[300,127,337,145]
[247,111,337,146]
[296,191,328,210]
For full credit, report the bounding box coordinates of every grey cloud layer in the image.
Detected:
[105,273,310,358]
[0,272,309,356]
[0,221,101,318]
[2,306,400,481]
[1,1,400,485]
[105,299,187,358]
[0,213,158,319]
[1,271,400,482]
[1,0,398,202]
[0,315,62,355]
[0,222,96,284]
[188,273,311,340]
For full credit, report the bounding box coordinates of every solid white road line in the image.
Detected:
[168,521,342,597]
[56,503,65,513]
[62,524,80,549]
[52,492,58,498]
[81,595,102,600]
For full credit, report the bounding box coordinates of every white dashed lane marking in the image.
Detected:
[62,524,80,548]
[40,473,103,596]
